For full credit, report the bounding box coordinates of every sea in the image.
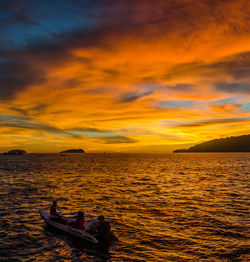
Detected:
[0,153,249,261]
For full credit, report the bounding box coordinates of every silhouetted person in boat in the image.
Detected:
[86,215,104,234]
[50,201,61,217]
[49,201,67,224]
[96,216,111,243]
[73,211,85,230]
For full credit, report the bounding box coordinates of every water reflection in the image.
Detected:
[0,153,249,261]
[42,225,112,261]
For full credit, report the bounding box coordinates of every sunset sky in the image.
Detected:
[0,0,250,152]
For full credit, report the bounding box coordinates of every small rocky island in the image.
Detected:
[173,134,250,153]
[4,150,27,155]
[60,149,85,153]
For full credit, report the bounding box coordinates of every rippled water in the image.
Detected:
[0,153,249,261]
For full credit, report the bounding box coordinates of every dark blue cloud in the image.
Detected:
[210,98,238,104]
[156,100,194,109]
[0,59,45,100]
[0,0,95,50]
[215,82,250,94]
[173,117,250,128]
[165,52,250,85]
[120,86,154,102]
[98,136,137,144]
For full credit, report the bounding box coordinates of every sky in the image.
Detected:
[0,0,250,153]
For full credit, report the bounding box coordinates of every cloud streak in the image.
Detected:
[0,114,136,145]
[172,117,250,128]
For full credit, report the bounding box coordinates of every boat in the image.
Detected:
[39,210,98,244]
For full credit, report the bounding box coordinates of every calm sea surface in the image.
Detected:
[0,153,249,261]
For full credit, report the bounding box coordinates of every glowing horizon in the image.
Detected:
[0,0,250,153]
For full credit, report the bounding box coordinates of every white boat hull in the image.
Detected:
[39,210,98,244]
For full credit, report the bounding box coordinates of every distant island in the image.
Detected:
[173,134,250,153]
[3,150,26,155]
[60,149,85,153]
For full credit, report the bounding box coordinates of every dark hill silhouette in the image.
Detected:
[60,149,85,153]
[173,134,250,152]
[3,150,26,155]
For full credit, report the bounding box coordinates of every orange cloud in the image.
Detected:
[1,0,250,152]
[209,103,242,113]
